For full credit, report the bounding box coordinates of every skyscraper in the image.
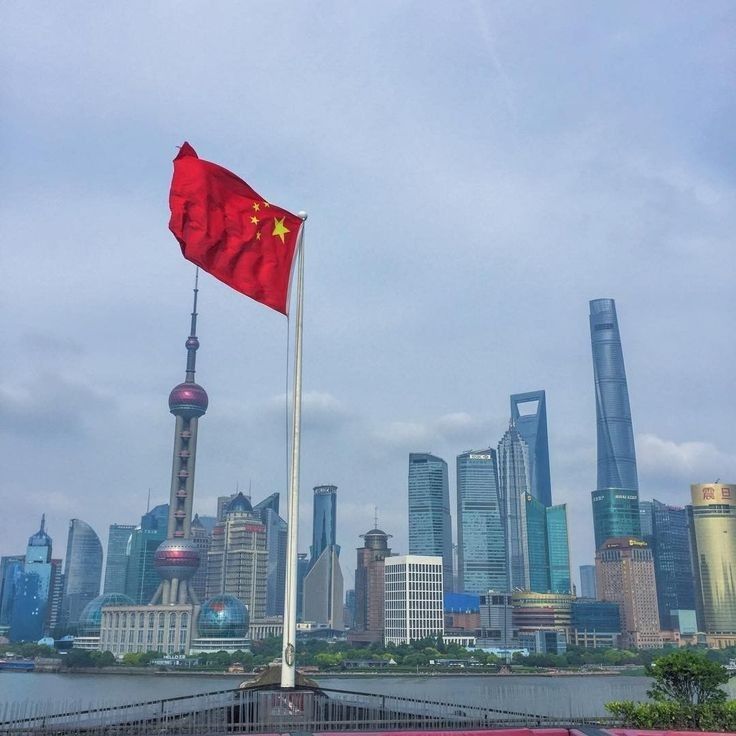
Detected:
[253,493,288,618]
[304,486,343,629]
[309,485,337,565]
[688,483,736,645]
[124,505,168,604]
[546,505,571,594]
[497,425,529,590]
[10,516,54,642]
[151,275,208,605]
[0,556,24,629]
[350,527,392,644]
[510,391,552,507]
[646,500,696,630]
[456,449,506,594]
[206,492,268,619]
[408,453,453,590]
[595,537,661,649]
[103,524,135,594]
[189,514,211,603]
[60,519,103,628]
[589,298,641,549]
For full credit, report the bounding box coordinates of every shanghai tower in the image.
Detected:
[151,273,208,605]
[589,298,640,548]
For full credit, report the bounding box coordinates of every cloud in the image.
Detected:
[637,433,736,494]
[374,412,493,451]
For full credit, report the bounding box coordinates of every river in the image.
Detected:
[0,671,705,719]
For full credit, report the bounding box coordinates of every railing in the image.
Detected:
[0,684,620,736]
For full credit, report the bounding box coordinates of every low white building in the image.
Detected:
[384,555,443,645]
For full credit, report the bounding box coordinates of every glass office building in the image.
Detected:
[103,524,135,594]
[456,449,506,593]
[60,519,103,627]
[310,485,338,565]
[546,504,571,594]
[497,425,530,590]
[589,299,640,548]
[689,483,736,639]
[510,391,552,507]
[408,454,453,590]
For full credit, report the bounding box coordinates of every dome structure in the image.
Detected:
[168,382,209,418]
[226,492,253,515]
[77,593,134,636]
[153,539,200,580]
[361,528,391,550]
[197,595,249,639]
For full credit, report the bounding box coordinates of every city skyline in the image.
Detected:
[3,3,735,588]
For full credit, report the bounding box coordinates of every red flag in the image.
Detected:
[169,142,302,315]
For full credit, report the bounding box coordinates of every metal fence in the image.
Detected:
[0,685,619,736]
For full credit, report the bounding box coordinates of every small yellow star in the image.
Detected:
[256,232,261,240]
[272,217,290,244]
[252,202,261,212]
[263,201,271,208]
[250,215,259,224]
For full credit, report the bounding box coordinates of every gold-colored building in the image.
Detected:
[595,537,662,649]
[689,483,736,642]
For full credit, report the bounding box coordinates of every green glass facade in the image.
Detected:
[546,504,571,594]
[591,489,641,549]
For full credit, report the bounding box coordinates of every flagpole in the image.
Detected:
[281,212,307,689]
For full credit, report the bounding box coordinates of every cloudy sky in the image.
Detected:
[2,2,735,592]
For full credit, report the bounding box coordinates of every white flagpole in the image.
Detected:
[281,212,307,689]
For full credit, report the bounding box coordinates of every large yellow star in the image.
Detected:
[250,215,259,224]
[252,202,261,212]
[272,217,290,244]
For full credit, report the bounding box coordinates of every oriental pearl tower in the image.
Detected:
[151,271,208,605]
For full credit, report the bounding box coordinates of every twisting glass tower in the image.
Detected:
[589,298,640,548]
[152,272,209,605]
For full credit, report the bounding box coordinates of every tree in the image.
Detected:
[647,649,729,705]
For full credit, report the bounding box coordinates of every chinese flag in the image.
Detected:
[169,142,302,315]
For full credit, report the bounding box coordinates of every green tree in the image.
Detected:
[646,649,729,705]
[64,649,94,668]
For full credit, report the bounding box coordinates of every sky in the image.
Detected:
[2,1,735,593]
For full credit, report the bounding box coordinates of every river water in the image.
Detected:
[0,671,682,720]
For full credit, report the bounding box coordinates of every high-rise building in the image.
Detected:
[253,493,288,618]
[456,449,506,594]
[206,492,268,619]
[546,504,571,594]
[688,483,736,645]
[497,425,530,590]
[10,517,55,642]
[60,519,103,628]
[579,564,597,599]
[478,592,515,646]
[190,514,211,603]
[350,527,392,644]
[646,500,696,631]
[520,493,549,592]
[103,524,135,595]
[124,506,168,604]
[510,391,552,507]
[310,485,338,565]
[408,454,453,591]
[595,537,662,649]
[589,299,641,549]
[304,486,343,629]
[0,556,24,631]
[296,552,309,621]
[47,559,64,632]
[384,555,444,645]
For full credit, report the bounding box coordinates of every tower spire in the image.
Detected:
[185,268,200,383]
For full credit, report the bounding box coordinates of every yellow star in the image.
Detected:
[250,215,259,224]
[263,201,271,208]
[272,217,290,244]
[252,202,261,212]
[256,232,261,240]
